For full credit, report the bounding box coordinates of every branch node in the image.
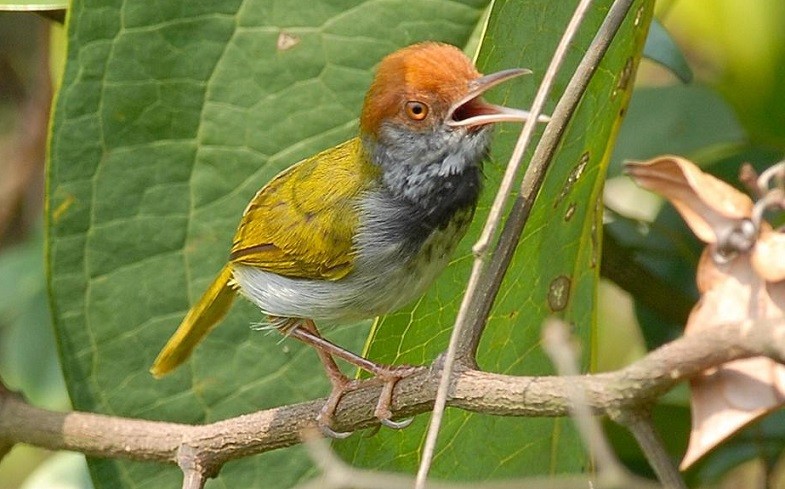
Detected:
[471,241,488,258]
[431,352,473,378]
[177,444,217,489]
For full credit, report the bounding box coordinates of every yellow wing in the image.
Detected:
[230,138,378,280]
[151,139,377,377]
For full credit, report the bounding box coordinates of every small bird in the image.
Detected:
[151,42,543,436]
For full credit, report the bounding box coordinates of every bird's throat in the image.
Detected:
[362,125,490,233]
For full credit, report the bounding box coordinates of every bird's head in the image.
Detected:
[360,42,544,210]
[359,42,541,190]
[360,42,537,143]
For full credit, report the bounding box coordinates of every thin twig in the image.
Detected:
[542,319,627,480]
[178,445,209,489]
[739,163,762,199]
[181,469,207,489]
[616,412,687,489]
[414,0,597,486]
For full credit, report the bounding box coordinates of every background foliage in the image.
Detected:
[0,0,784,487]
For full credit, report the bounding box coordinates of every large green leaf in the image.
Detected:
[0,232,65,411]
[642,19,693,83]
[47,1,488,487]
[608,84,746,177]
[336,0,654,479]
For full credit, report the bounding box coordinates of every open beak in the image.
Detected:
[446,68,550,128]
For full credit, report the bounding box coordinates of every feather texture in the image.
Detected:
[230,138,379,280]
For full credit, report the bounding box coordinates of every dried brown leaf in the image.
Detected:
[626,156,753,243]
[682,250,785,468]
[626,156,785,469]
[683,358,785,468]
[752,229,785,282]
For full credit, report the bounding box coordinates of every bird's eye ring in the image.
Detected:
[404,101,429,121]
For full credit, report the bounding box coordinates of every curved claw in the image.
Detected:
[372,366,422,430]
[380,416,414,430]
[317,378,361,439]
[317,420,353,439]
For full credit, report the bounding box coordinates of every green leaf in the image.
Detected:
[336,0,655,479]
[663,0,785,148]
[643,19,693,83]
[608,84,746,177]
[47,1,488,487]
[0,232,68,411]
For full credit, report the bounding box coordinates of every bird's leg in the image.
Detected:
[274,317,357,438]
[277,317,419,433]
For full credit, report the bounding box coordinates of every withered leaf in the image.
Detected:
[627,156,785,469]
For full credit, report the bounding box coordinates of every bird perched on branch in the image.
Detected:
[151,41,544,436]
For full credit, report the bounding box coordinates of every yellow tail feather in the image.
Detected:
[150,264,236,378]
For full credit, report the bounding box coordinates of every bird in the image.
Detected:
[150,41,544,436]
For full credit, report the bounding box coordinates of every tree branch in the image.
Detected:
[616,411,687,489]
[1,318,782,479]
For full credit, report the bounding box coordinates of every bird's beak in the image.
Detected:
[446,68,550,128]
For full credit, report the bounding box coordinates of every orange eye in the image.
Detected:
[404,101,429,121]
